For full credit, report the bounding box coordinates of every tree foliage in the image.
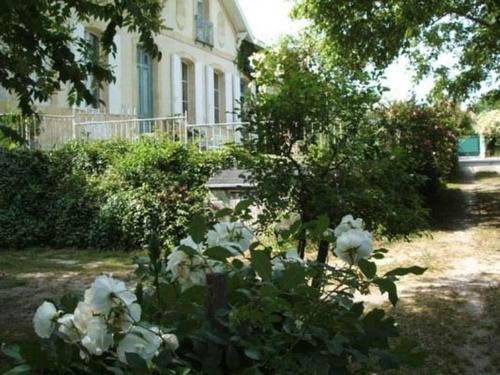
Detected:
[0,0,165,115]
[292,0,500,101]
[237,38,429,262]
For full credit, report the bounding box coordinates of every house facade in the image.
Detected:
[0,0,253,129]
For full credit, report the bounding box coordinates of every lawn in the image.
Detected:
[0,249,142,372]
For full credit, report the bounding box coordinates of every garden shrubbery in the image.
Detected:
[3,212,427,374]
[374,101,471,201]
[0,138,229,250]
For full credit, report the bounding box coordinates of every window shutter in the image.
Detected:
[224,72,233,123]
[171,54,183,115]
[72,23,86,109]
[206,65,215,123]
[108,34,122,114]
[194,62,205,124]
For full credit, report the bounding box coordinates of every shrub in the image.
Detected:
[375,101,471,201]
[0,138,229,250]
[3,213,427,374]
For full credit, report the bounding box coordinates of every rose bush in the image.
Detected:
[3,210,427,374]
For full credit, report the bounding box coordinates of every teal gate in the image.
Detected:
[458,135,480,157]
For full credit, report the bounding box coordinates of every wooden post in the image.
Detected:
[206,273,227,332]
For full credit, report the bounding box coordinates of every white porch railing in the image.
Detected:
[1,112,248,150]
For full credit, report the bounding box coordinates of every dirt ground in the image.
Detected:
[374,174,500,374]
[0,250,138,372]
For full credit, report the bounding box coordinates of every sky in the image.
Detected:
[238,0,435,102]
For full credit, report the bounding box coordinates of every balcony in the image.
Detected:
[195,15,214,47]
[4,111,248,150]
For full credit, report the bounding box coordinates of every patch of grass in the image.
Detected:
[0,249,143,277]
[475,171,499,180]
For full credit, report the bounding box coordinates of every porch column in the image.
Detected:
[206,65,215,124]
[194,62,205,124]
[224,72,233,123]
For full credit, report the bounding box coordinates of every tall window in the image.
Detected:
[195,0,213,46]
[196,0,209,18]
[181,60,195,122]
[84,31,100,108]
[182,62,189,116]
[214,72,220,123]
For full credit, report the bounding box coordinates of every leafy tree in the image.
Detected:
[292,0,500,101]
[0,0,165,115]
[237,38,428,263]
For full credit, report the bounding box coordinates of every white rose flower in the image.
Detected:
[84,275,137,314]
[73,301,93,334]
[161,333,179,352]
[334,229,373,265]
[272,258,285,272]
[207,221,254,255]
[166,250,206,290]
[334,215,365,238]
[166,250,192,281]
[33,301,58,338]
[58,314,80,343]
[81,317,113,356]
[117,326,162,364]
[284,249,303,263]
[179,235,204,253]
[110,302,142,332]
[272,249,303,273]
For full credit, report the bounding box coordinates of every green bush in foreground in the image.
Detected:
[3,211,427,374]
[0,138,229,250]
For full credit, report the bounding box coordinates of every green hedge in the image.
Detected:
[0,138,229,250]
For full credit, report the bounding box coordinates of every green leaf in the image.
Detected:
[215,207,233,219]
[279,264,306,290]
[251,249,272,281]
[19,341,50,369]
[105,366,124,375]
[225,345,241,370]
[358,258,377,279]
[159,282,177,306]
[188,215,207,244]
[232,258,244,269]
[60,293,79,313]
[244,347,262,360]
[375,278,398,306]
[385,266,427,277]
[1,344,23,363]
[153,349,173,368]
[326,335,348,356]
[205,246,236,261]
[125,352,149,375]
[234,199,253,214]
[3,364,31,375]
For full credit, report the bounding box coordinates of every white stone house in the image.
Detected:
[0,0,255,149]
